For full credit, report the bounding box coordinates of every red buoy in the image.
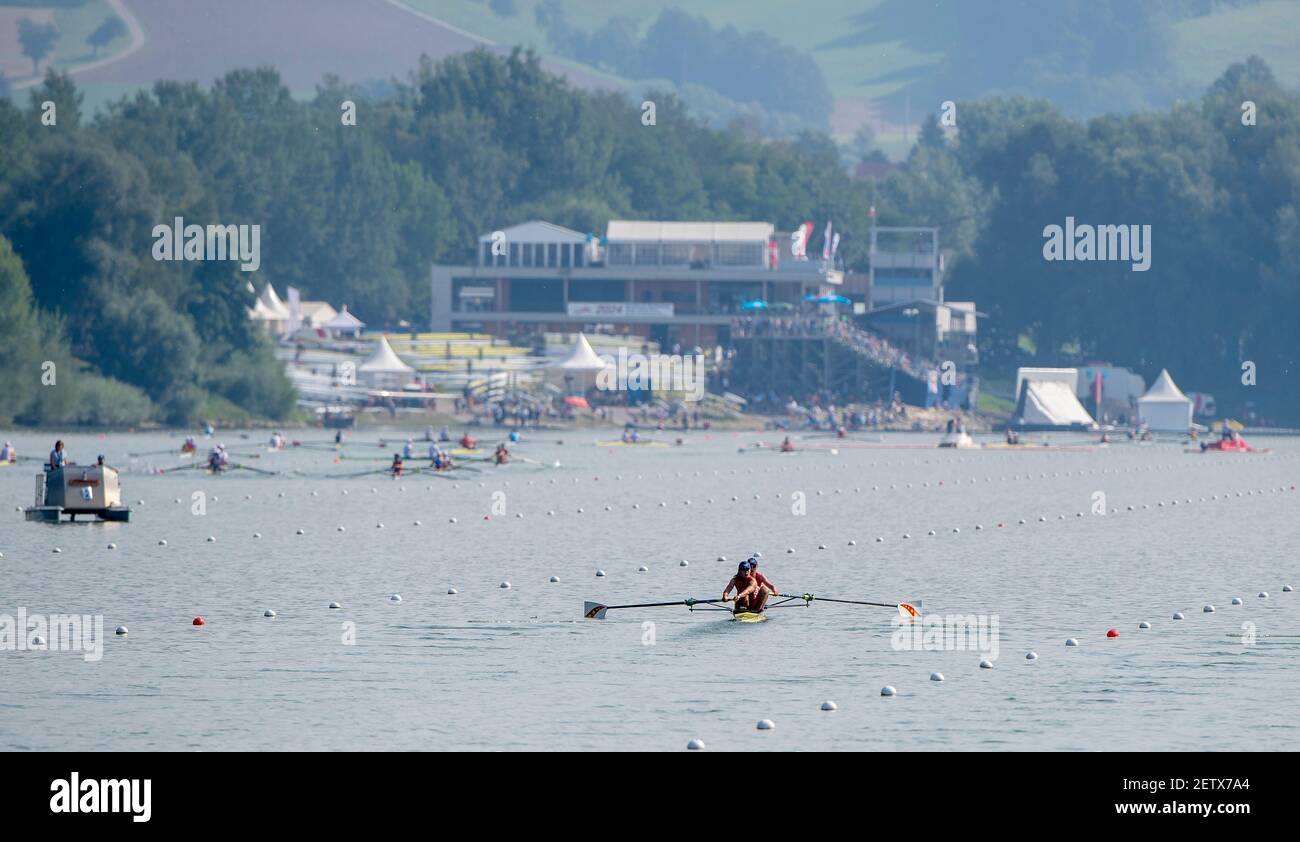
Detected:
[193,617,205,626]
[483,515,490,520]
[1106,628,1118,638]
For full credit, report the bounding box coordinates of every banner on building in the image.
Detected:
[567,302,674,319]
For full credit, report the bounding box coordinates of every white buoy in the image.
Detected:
[930,672,944,682]
[1139,621,1151,629]
[32,635,47,646]
[952,528,960,533]
[881,686,896,696]
[902,533,911,539]
[679,560,689,567]
[979,660,993,669]
[107,543,116,549]
[390,594,402,603]
[115,626,128,635]
[1285,585,1295,592]
[264,610,276,618]
[1173,612,1184,620]
[252,532,261,539]
[687,739,705,750]
[1259,592,1269,599]
[413,520,420,526]
[818,544,827,549]
[1025,652,1038,660]
[821,701,838,711]
[206,536,216,543]
[756,719,775,730]
[158,540,167,546]
[847,540,856,546]
[329,602,342,609]
[447,588,458,595]
[500,582,511,589]
[1203,605,1215,613]
[549,576,560,583]
[787,548,795,554]
[595,570,606,578]
[1231,597,1242,605]
[638,566,648,573]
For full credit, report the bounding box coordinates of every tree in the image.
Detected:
[17,20,58,77]
[86,15,127,58]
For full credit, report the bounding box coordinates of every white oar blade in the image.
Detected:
[583,601,608,620]
[898,599,923,621]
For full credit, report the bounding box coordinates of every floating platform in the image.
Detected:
[22,465,132,523]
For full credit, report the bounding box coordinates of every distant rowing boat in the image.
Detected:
[594,439,669,448]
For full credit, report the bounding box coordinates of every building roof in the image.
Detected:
[606,220,774,243]
[478,220,588,244]
[258,284,291,318]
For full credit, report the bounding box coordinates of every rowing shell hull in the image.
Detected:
[731,611,768,623]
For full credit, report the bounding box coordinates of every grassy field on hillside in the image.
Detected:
[0,0,129,83]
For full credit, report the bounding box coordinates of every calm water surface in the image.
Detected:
[1,429,1296,751]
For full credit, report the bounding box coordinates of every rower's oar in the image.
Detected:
[584,597,728,619]
[158,462,205,474]
[228,462,280,476]
[780,594,923,619]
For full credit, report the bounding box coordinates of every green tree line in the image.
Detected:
[0,49,1295,424]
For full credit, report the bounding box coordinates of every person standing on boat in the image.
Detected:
[48,440,67,470]
[1,441,15,462]
[723,559,776,614]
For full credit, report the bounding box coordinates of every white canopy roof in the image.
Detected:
[606,220,774,244]
[248,297,280,321]
[1139,369,1190,403]
[323,305,365,331]
[553,333,609,372]
[358,335,415,374]
[258,284,291,319]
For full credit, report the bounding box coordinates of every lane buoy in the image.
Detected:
[1025,652,1038,660]
[115,626,128,635]
[881,685,897,696]
[930,672,944,682]
[329,602,342,609]
[979,660,993,669]
[1065,638,1078,647]
[1139,621,1151,629]
[264,610,276,618]
[821,701,837,711]
[687,739,705,750]
[1173,612,1184,620]
[500,582,511,589]
[757,719,775,730]
[1203,605,1215,613]
[192,617,205,626]
[1106,628,1118,638]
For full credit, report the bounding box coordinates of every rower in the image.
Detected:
[1,441,16,462]
[207,446,225,473]
[48,440,68,471]
[390,453,404,477]
[723,558,777,615]
[439,426,451,442]
[779,436,795,453]
[424,425,434,442]
[460,433,476,450]
[334,429,344,445]
[494,443,510,465]
[508,429,520,443]
[182,436,197,452]
[270,431,284,449]
[403,438,415,459]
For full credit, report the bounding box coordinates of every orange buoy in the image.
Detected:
[193,617,205,626]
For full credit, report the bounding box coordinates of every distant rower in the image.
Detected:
[390,453,405,477]
[494,443,510,465]
[1,441,16,463]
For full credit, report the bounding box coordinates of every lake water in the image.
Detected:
[1,429,1297,751]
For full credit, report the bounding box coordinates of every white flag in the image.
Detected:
[287,286,301,333]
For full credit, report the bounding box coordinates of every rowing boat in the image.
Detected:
[584,594,922,621]
[594,439,669,448]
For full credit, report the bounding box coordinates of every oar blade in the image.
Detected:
[583,601,608,620]
[898,599,923,621]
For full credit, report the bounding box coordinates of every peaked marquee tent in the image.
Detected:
[358,335,415,387]
[1138,369,1193,432]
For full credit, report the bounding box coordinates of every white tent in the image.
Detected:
[358,335,415,387]
[323,305,365,337]
[1138,369,1193,432]
[1012,368,1096,429]
[553,333,609,372]
[259,284,291,320]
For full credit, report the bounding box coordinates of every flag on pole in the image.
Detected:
[287,286,302,333]
[822,221,833,261]
[831,232,841,258]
